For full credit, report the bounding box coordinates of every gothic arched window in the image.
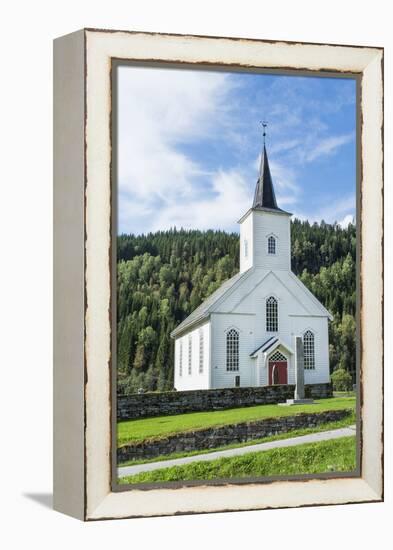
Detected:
[266,296,278,332]
[226,329,239,371]
[188,334,192,375]
[268,235,276,255]
[179,339,183,376]
[303,330,315,370]
[244,239,249,258]
[199,328,204,374]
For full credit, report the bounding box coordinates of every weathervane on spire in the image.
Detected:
[260,120,268,145]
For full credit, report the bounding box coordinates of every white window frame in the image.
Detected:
[226,328,239,372]
[199,328,204,374]
[179,339,183,376]
[188,334,192,375]
[266,296,278,332]
[303,330,315,370]
[267,234,277,255]
[244,239,248,258]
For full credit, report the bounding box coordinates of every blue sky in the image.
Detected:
[117,65,356,235]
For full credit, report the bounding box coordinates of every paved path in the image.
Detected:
[118,425,356,478]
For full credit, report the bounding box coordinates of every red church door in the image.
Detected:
[268,351,288,385]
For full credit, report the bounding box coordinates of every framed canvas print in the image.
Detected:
[53,28,383,520]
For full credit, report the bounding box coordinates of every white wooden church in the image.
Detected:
[171,140,332,391]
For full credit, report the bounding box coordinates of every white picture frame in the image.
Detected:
[53,28,383,521]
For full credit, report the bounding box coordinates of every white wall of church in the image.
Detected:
[210,313,257,388]
[223,270,298,354]
[174,321,210,391]
[290,316,330,384]
[210,269,330,388]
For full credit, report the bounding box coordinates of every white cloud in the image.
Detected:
[293,194,355,225]
[151,169,251,232]
[305,133,354,162]
[270,138,301,155]
[269,160,299,196]
[118,65,232,207]
[338,214,355,228]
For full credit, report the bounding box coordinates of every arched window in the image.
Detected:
[199,328,204,373]
[244,239,248,258]
[266,296,278,332]
[188,334,192,375]
[226,328,239,371]
[303,330,315,369]
[179,339,183,376]
[268,235,276,254]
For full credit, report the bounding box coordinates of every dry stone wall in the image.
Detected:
[117,383,332,420]
[117,408,349,463]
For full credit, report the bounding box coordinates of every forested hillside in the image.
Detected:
[117,220,356,394]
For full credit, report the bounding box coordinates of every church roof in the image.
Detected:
[250,337,294,358]
[249,336,278,357]
[250,143,291,215]
[253,145,278,209]
[170,268,252,338]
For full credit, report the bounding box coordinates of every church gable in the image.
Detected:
[277,271,333,320]
[213,269,318,318]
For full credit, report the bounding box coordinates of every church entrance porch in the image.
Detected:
[268,350,288,385]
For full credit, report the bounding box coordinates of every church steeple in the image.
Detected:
[252,123,280,210]
[238,125,292,274]
[252,144,278,210]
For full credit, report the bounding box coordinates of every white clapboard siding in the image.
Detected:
[210,313,256,388]
[289,316,330,384]
[174,321,210,390]
[240,210,291,272]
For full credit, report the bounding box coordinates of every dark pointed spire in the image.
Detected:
[238,126,292,224]
[252,143,279,210]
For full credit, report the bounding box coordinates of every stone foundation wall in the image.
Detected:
[117,408,349,463]
[117,383,332,420]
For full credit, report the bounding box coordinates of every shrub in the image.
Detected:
[331,368,352,391]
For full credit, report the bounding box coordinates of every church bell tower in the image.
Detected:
[238,128,292,273]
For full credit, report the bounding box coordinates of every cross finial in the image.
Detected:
[260,120,268,145]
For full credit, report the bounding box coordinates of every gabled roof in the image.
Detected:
[170,268,252,338]
[237,206,291,224]
[222,268,332,320]
[250,337,294,358]
[249,336,278,357]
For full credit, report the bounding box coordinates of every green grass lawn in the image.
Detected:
[117,397,355,446]
[118,410,355,466]
[118,435,356,484]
